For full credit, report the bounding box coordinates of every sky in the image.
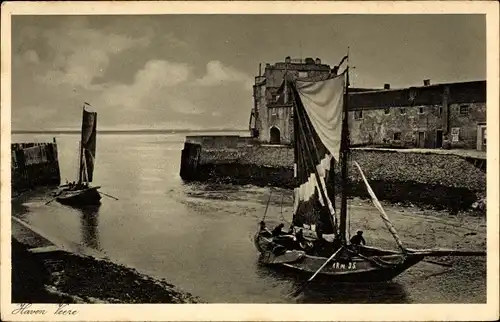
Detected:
[11,14,485,131]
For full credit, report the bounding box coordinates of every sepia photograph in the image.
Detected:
[1,1,499,321]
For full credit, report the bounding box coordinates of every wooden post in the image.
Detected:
[180,142,202,180]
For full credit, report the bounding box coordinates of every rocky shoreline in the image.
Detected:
[182,146,486,215]
[12,238,201,304]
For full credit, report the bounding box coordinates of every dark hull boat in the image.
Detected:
[56,104,102,207]
[254,233,427,283]
[253,55,485,291]
[56,186,102,206]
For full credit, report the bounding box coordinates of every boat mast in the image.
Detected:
[339,52,350,244]
[284,62,288,104]
[78,105,87,185]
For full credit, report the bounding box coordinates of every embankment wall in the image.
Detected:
[11,141,61,195]
[180,140,486,213]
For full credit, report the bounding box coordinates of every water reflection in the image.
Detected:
[256,263,408,303]
[76,205,101,251]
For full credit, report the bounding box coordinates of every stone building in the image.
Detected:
[249,56,334,145]
[249,57,486,151]
[348,80,486,151]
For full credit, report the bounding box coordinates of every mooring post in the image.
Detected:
[180,142,202,180]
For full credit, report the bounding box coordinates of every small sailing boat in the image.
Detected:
[253,55,485,285]
[55,103,101,206]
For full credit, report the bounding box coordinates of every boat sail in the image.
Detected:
[79,105,98,184]
[55,103,102,206]
[253,56,485,285]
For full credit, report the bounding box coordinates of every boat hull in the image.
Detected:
[254,232,424,283]
[56,186,102,206]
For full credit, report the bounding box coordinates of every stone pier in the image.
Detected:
[11,139,61,195]
[180,136,486,213]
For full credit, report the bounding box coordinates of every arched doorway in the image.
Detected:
[270,126,281,145]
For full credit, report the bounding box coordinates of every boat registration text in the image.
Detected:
[332,262,357,270]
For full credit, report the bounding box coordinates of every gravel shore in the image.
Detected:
[12,238,201,304]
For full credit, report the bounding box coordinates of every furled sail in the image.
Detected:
[79,107,97,183]
[289,72,346,235]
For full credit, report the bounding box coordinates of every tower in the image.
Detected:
[249,57,333,145]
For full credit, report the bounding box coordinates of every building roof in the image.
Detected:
[348,80,486,109]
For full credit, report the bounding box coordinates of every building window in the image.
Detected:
[400,108,406,115]
[439,106,443,115]
[354,110,363,120]
[393,132,401,141]
[418,107,425,114]
[459,104,469,116]
[384,108,390,115]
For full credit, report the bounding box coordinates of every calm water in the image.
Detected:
[11,133,486,303]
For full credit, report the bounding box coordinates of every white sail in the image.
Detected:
[295,73,346,162]
[289,72,346,235]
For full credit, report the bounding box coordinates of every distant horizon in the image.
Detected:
[12,128,250,134]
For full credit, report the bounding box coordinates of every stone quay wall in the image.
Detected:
[179,137,486,213]
[11,141,61,195]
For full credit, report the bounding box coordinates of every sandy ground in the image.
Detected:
[351,147,486,159]
[343,197,486,252]
[11,189,486,304]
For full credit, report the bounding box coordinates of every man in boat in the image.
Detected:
[294,229,313,251]
[258,221,272,238]
[271,223,286,237]
[350,230,366,246]
[269,223,297,250]
[312,229,338,257]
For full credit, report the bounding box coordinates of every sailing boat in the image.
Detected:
[56,103,102,206]
[253,56,485,283]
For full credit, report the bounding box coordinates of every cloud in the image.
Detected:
[96,59,197,115]
[22,50,39,64]
[12,18,253,131]
[34,21,151,90]
[135,60,191,88]
[196,60,254,88]
[96,59,252,119]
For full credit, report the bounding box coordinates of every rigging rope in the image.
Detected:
[261,189,273,222]
[279,192,292,225]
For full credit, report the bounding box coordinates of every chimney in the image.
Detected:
[315,57,321,65]
[423,79,431,86]
[384,83,391,90]
[285,56,291,63]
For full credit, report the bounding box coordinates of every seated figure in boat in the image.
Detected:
[311,230,340,257]
[271,223,286,237]
[258,221,272,238]
[294,229,313,251]
[271,223,297,249]
[350,230,366,246]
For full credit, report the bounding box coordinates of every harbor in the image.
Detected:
[6,12,494,313]
[11,133,486,303]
